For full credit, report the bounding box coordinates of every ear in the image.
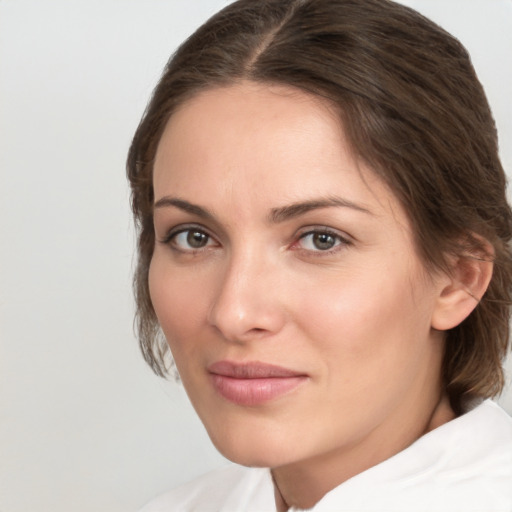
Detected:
[431,252,493,331]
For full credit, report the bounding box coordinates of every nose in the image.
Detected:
[207,248,286,343]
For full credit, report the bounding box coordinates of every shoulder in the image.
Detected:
[396,400,512,502]
[447,399,512,463]
[409,400,512,510]
[399,400,512,509]
[460,397,512,430]
[316,401,512,511]
[138,464,274,512]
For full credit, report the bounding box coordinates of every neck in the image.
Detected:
[272,472,290,512]
[271,392,455,511]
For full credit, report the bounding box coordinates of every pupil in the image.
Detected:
[187,230,208,248]
[313,233,335,250]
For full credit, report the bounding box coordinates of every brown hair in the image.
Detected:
[127,0,512,413]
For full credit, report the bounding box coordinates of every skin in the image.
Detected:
[149,82,459,510]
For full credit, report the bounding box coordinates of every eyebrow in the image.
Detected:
[153,197,215,220]
[268,196,373,223]
[154,195,372,223]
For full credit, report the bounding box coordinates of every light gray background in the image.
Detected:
[1,1,511,511]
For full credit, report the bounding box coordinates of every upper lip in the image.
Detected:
[208,360,306,379]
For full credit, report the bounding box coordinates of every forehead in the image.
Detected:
[153,82,406,225]
[155,82,346,177]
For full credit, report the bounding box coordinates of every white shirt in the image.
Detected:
[140,400,512,511]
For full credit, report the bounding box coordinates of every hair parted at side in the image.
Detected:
[127,0,512,413]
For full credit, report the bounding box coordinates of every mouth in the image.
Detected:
[207,361,308,406]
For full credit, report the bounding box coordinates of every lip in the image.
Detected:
[208,361,308,406]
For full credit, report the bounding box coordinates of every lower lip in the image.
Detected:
[210,374,307,406]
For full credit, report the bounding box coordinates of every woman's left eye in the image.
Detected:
[295,230,349,252]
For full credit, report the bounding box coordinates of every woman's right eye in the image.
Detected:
[162,227,217,252]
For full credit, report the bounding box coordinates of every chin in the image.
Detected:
[217,445,297,469]
[206,423,303,469]
[222,451,278,468]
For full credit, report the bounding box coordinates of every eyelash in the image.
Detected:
[292,228,351,256]
[159,224,352,256]
[159,224,218,254]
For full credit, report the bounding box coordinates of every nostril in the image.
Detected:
[243,327,272,340]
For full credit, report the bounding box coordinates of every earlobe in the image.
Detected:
[431,254,493,331]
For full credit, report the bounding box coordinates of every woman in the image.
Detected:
[128,0,512,510]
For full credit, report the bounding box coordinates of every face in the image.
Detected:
[149,83,447,470]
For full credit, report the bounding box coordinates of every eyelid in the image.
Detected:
[158,223,219,249]
[296,225,352,241]
[157,223,352,255]
[291,226,353,254]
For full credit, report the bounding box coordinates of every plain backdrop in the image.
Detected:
[1,1,511,511]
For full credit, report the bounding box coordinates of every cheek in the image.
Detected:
[148,256,211,353]
[295,263,432,363]
[293,265,439,427]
